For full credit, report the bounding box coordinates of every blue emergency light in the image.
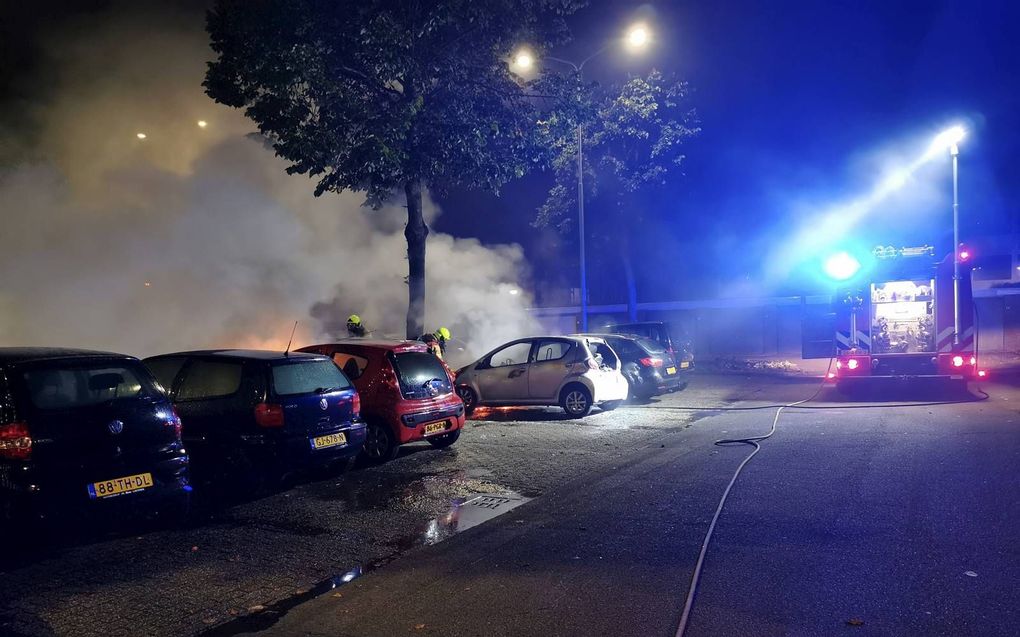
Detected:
[823,251,861,280]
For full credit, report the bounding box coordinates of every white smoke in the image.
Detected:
[0,3,538,367]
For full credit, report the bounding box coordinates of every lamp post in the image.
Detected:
[512,23,651,331]
[929,125,966,343]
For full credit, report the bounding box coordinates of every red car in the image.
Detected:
[297,340,464,463]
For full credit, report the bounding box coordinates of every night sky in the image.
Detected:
[3,0,1018,303]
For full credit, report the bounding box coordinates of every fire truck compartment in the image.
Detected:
[870,279,935,355]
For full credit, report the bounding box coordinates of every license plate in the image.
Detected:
[310,432,347,450]
[666,366,677,375]
[680,362,690,369]
[87,472,153,499]
[423,421,448,436]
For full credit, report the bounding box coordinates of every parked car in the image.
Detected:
[297,339,465,463]
[0,348,191,523]
[142,350,364,485]
[454,336,628,418]
[579,333,688,399]
[608,321,695,370]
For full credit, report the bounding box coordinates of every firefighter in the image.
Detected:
[420,327,450,359]
[346,314,367,338]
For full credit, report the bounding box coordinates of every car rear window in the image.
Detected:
[144,356,188,392]
[390,352,452,399]
[177,360,243,400]
[272,359,351,397]
[636,338,666,354]
[19,360,160,411]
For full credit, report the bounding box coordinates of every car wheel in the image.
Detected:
[362,422,399,464]
[560,385,593,418]
[457,386,478,415]
[601,400,622,411]
[427,428,461,448]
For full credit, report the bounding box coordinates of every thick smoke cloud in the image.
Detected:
[0,4,537,367]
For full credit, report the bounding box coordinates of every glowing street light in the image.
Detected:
[625,24,651,51]
[511,50,534,71]
[930,124,966,156]
[136,132,147,140]
[197,120,208,128]
[512,21,654,331]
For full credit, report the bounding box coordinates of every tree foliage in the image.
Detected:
[535,70,699,232]
[204,0,580,336]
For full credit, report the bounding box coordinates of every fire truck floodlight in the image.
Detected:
[823,252,861,281]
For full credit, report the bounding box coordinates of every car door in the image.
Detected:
[528,338,577,401]
[474,340,534,402]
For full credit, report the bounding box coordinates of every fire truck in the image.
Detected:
[805,245,983,385]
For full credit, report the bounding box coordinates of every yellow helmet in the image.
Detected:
[436,327,451,341]
[347,314,362,326]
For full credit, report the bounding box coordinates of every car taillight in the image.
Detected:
[351,393,361,418]
[254,403,285,428]
[847,358,859,370]
[969,356,976,365]
[0,421,32,460]
[167,407,183,438]
[952,355,964,368]
[639,357,663,368]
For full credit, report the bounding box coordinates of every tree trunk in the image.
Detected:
[404,177,428,339]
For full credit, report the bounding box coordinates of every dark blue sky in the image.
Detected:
[436,0,1019,300]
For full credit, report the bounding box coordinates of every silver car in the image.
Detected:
[454,336,629,418]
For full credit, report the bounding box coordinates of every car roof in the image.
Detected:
[609,321,666,327]
[143,349,325,362]
[301,339,429,353]
[575,333,637,340]
[0,347,134,365]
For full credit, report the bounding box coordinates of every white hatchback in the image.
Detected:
[454,336,629,418]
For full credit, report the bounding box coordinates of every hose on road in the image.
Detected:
[673,360,989,637]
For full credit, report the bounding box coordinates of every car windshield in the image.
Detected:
[272,359,351,397]
[391,352,452,399]
[20,360,160,411]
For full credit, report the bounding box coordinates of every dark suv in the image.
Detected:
[0,348,191,522]
[608,321,694,370]
[143,350,365,485]
[585,334,688,398]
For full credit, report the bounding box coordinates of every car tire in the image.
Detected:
[560,384,593,418]
[601,400,622,411]
[427,428,461,448]
[362,422,399,464]
[457,386,478,416]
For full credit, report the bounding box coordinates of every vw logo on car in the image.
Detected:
[107,419,125,435]
[319,398,329,411]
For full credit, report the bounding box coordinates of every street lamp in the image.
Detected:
[512,22,651,331]
[931,125,966,343]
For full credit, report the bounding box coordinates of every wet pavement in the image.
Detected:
[2,372,1016,636]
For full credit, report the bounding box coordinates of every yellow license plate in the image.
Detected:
[88,472,153,499]
[680,362,690,369]
[666,366,677,375]
[423,421,448,436]
[311,432,347,450]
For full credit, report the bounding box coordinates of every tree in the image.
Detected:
[204,0,578,337]
[535,70,699,314]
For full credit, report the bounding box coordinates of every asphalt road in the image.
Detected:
[2,372,1018,637]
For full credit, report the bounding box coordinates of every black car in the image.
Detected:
[0,348,191,523]
[608,321,695,370]
[142,350,365,485]
[586,334,689,399]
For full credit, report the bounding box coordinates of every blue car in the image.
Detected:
[0,348,191,524]
[142,350,365,487]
